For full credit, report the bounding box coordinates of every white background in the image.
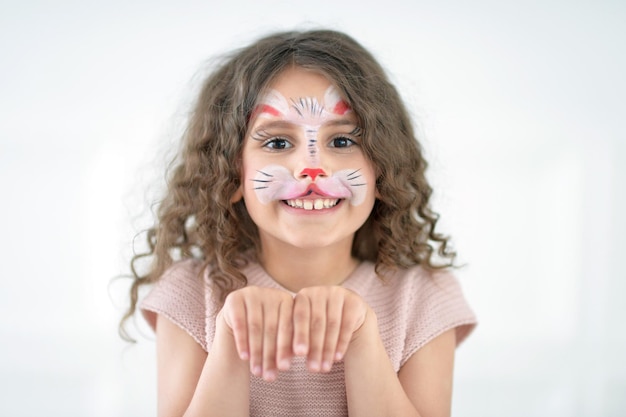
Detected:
[1,1,624,416]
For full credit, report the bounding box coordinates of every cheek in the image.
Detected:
[363,163,379,201]
[244,163,295,205]
[349,184,368,206]
[242,164,260,201]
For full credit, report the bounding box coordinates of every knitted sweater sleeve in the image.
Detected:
[140,259,208,351]
[400,269,477,367]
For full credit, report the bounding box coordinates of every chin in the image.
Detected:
[262,229,355,253]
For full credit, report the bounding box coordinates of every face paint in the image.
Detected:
[249,86,368,208]
[241,67,376,255]
[252,86,352,169]
[252,164,367,207]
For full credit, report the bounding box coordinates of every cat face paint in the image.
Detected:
[239,67,376,252]
[252,165,368,207]
[250,86,367,207]
[252,86,350,167]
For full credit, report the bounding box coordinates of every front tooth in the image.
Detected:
[287,198,340,210]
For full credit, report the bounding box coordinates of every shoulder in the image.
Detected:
[141,259,209,350]
[396,265,470,308]
[349,262,469,313]
[392,265,477,347]
[352,263,477,370]
[142,259,207,313]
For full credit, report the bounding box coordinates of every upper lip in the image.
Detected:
[293,184,337,199]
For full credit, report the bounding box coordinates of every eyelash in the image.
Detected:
[329,128,362,151]
[329,136,356,148]
[252,127,363,151]
[263,137,292,150]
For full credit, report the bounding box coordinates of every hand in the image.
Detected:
[292,286,369,373]
[218,285,370,381]
[219,286,295,382]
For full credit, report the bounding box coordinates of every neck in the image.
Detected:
[258,238,359,292]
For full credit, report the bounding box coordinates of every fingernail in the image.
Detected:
[322,361,332,372]
[308,360,320,372]
[263,370,276,381]
[294,344,307,355]
[278,359,291,370]
[252,365,262,377]
[335,351,343,361]
[240,351,249,360]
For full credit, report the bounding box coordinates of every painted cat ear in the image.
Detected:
[324,86,351,115]
[253,89,289,118]
[230,185,243,203]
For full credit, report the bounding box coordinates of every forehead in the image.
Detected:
[251,67,354,125]
[266,67,335,101]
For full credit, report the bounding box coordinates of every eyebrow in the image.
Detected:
[252,118,358,131]
[251,120,298,131]
[323,119,358,128]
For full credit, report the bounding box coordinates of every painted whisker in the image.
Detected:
[346,168,361,180]
[256,170,274,177]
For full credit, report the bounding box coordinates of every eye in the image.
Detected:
[264,137,292,150]
[329,136,356,148]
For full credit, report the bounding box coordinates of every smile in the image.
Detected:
[284,198,341,210]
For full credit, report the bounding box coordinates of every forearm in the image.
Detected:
[183,319,250,417]
[344,311,420,417]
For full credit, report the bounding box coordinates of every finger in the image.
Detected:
[321,292,343,371]
[335,297,366,361]
[245,296,264,378]
[275,297,294,371]
[306,294,327,372]
[292,293,310,357]
[223,293,250,361]
[261,302,279,381]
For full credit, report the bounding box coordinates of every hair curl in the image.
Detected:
[119,29,456,341]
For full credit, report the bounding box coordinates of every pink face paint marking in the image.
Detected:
[251,104,282,118]
[252,165,367,206]
[332,100,350,115]
[300,168,326,181]
[324,87,352,115]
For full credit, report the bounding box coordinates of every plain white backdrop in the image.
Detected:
[1,1,624,416]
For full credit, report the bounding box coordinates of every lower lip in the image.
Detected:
[280,199,344,214]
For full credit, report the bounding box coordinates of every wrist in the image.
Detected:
[346,307,380,357]
[211,312,249,370]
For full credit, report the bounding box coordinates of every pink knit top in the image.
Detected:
[142,259,477,416]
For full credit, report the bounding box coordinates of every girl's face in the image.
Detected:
[235,67,377,252]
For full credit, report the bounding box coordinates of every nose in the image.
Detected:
[299,168,326,181]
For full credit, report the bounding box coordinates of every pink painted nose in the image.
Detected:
[300,168,326,181]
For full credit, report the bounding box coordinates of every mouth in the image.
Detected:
[283,198,341,211]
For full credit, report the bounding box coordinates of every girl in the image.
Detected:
[121,29,476,417]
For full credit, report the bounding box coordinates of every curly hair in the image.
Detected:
[119,29,456,341]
